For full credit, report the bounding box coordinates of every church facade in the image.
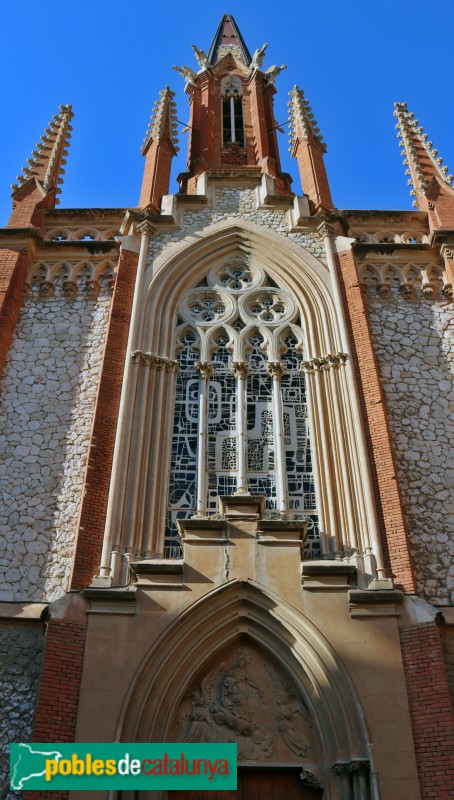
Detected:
[1,13,453,800]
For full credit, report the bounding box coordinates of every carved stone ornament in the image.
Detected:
[195,361,213,379]
[39,281,54,298]
[85,279,100,298]
[442,282,453,299]
[377,283,391,299]
[131,351,179,372]
[171,644,318,764]
[300,353,348,373]
[267,361,285,380]
[231,361,250,379]
[63,280,77,298]
[399,282,414,299]
[300,768,323,790]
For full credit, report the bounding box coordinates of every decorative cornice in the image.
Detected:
[394,102,453,207]
[300,353,349,373]
[142,87,179,154]
[131,352,179,371]
[288,85,326,154]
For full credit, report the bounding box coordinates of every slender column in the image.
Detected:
[99,220,154,578]
[267,361,288,515]
[319,223,386,580]
[231,361,249,494]
[194,361,213,516]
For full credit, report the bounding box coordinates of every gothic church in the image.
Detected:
[1,13,453,800]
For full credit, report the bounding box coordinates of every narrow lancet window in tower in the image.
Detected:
[221,76,245,147]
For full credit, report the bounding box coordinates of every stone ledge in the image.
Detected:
[349,589,403,604]
[349,589,403,618]
[129,560,184,574]
[178,519,228,544]
[83,587,136,615]
[302,560,356,591]
[257,520,307,547]
[0,602,47,622]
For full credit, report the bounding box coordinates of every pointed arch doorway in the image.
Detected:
[168,766,323,797]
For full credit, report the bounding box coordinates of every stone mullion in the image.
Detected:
[267,361,288,515]
[194,362,213,516]
[231,361,249,494]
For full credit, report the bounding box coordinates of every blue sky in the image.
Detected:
[1,0,453,224]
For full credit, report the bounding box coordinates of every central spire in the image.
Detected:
[208,13,252,66]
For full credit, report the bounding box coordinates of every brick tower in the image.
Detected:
[0,14,453,800]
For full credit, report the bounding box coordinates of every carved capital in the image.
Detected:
[377,283,391,299]
[195,360,213,379]
[317,221,335,239]
[333,760,370,777]
[131,351,178,371]
[136,220,156,237]
[399,282,414,299]
[300,352,348,373]
[63,280,77,298]
[86,280,100,298]
[39,281,54,298]
[421,281,437,298]
[299,769,322,790]
[266,361,285,380]
[231,361,250,379]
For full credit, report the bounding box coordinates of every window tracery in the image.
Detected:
[166,264,320,558]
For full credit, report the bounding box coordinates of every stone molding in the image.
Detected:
[24,259,116,298]
[359,261,452,301]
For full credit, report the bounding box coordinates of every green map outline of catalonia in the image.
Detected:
[10,743,63,790]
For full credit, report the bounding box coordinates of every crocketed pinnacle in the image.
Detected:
[288,86,326,153]
[142,87,179,155]
[11,104,73,204]
[394,102,453,207]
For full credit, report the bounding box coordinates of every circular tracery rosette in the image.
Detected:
[179,288,236,328]
[239,288,296,326]
[207,263,265,294]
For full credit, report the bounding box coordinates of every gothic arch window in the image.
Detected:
[221,76,245,146]
[165,263,320,559]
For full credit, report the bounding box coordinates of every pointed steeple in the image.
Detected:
[288,86,333,213]
[139,87,179,212]
[8,104,73,227]
[394,102,454,218]
[208,13,252,66]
